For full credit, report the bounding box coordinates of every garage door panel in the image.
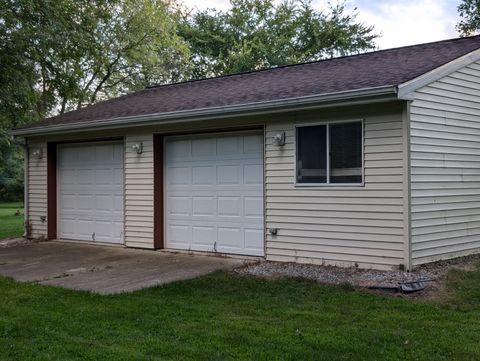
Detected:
[216,136,241,155]
[59,147,78,164]
[60,194,76,210]
[244,164,263,184]
[168,224,191,245]
[245,229,264,251]
[192,196,215,216]
[244,197,263,217]
[168,167,190,185]
[60,169,76,184]
[217,165,240,184]
[217,227,242,249]
[192,138,215,156]
[244,134,263,153]
[169,196,191,216]
[95,169,115,184]
[192,226,215,247]
[192,166,214,185]
[168,140,190,160]
[165,132,264,256]
[217,197,242,217]
[58,142,124,244]
[93,221,122,242]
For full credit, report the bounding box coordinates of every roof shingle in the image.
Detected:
[19,35,480,131]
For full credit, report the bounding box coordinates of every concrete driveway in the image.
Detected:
[0,242,246,294]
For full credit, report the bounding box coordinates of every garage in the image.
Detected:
[57,141,124,244]
[165,131,264,256]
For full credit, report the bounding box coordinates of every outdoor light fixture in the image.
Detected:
[32,148,43,159]
[131,142,143,154]
[268,228,278,236]
[272,131,285,146]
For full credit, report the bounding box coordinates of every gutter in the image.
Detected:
[10,85,398,137]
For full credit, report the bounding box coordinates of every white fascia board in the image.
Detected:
[10,85,397,137]
[398,48,480,100]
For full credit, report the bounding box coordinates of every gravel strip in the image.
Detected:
[236,254,480,288]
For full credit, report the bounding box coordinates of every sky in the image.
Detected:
[182,0,462,50]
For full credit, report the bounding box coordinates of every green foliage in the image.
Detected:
[1,272,480,359]
[0,0,190,201]
[442,261,480,310]
[0,0,378,201]
[179,0,378,78]
[1,0,190,115]
[0,147,23,202]
[0,202,24,238]
[457,0,480,35]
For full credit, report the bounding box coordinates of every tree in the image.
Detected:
[179,0,378,78]
[1,0,190,117]
[457,0,480,35]
[0,0,190,201]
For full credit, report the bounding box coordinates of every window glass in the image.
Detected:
[296,125,327,183]
[296,121,363,185]
[329,122,363,184]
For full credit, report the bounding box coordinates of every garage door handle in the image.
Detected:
[92,232,96,241]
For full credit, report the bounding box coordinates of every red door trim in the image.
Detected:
[47,142,57,240]
[153,134,164,249]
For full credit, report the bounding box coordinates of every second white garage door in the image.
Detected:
[165,131,264,256]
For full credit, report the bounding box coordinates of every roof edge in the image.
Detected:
[146,35,480,91]
[11,85,398,137]
[398,47,480,100]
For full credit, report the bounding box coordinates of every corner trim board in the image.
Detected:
[402,101,412,270]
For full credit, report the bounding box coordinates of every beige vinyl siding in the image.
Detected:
[410,60,480,265]
[124,134,154,248]
[265,107,406,270]
[27,141,48,238]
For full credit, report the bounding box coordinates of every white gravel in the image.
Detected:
[236,261,454,288]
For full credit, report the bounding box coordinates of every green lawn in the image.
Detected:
[1,266,480,360]
[0,202,24,239]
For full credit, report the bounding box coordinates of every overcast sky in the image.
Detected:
[182,0,462,50]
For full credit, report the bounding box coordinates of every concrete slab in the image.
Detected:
[0,242,246,294]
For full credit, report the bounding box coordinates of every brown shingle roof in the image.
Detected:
[18,35,480,131]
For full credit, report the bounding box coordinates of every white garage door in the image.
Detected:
[165,131,264,256]
[58,142,124,244]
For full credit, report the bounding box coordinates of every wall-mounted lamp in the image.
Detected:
[272,131,285,146]
[268,228,278,236]
[32,148,43,159]
[131,142,143,155]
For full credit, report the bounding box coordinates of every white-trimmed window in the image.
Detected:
[296,120,363,185]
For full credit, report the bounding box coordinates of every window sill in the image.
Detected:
[294,182,365,188]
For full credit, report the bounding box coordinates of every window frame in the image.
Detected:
[294,119,365,187]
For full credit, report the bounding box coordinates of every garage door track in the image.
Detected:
[0,242,245,294]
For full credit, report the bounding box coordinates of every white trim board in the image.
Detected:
[398,48,480,100]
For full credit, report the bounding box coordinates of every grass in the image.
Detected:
[0,202,24,239]
[1,266,480,361]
